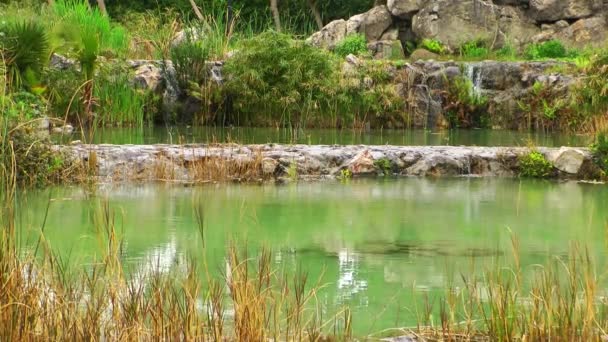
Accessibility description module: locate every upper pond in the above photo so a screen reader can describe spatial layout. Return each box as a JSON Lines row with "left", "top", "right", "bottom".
{"left": 16, "top": 178, "right": 608, "bottom": 335}
{"left": 64, "top": 127, "right": 592, "bottom": 147}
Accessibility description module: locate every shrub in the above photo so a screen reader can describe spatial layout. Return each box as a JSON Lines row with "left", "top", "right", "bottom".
{"left": 0, "top": 21, "right": 49, "bottom": 90}
{"left": 496, "top": 44, "right": 517, "bottom": 60}
{"left": 419, "top": 39, "right": 445, "bottom": 54}
{"left": 170, "top": 39, "right": 210, "bottom": 90}
{"left": 519, "top": 151, "right": 553, "bottom": 178}
{"left": 224, "top": 31, "right": 338, "bottom": 127}
{"left": 524, "top": 40, "right": 568, "bottom": 60}
{"left": 591, "top": 131, "right": 608, "bottom": 174}
{"left": 334, "top": 34, "right": 368, "bottom": 57}
{"left": 459, "top": 39, "right": 490, "bottom": 59}
{"left": 443, "top": 74, "right": 488, "bottom": 128}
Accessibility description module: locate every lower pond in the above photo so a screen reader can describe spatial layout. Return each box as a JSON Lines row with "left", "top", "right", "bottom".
{"left": 15, "top": 178, "right": 608, "bottom": 335}
{"left": 64, "top": 127, "right": 592, "bottom": 147}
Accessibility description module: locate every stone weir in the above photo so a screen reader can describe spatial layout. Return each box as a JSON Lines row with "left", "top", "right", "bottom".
{"left": 57, "top": 144, "right": 600, "bottom": 183}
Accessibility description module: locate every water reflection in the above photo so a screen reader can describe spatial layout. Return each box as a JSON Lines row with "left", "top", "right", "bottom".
{"left": 15, "top": 178, "right": 608, "bottom": 334}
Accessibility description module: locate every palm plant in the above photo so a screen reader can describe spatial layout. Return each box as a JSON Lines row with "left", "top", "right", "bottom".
{"left": 0, "top": 21, "right": 49, "bottom": 91}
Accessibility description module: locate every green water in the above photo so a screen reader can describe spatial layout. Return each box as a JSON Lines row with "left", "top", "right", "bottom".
{"left": 63, "top": 127, "right": 592, "bottom": 147}
{"left": 16, "top": 179, "right": 608, "bottom": 335}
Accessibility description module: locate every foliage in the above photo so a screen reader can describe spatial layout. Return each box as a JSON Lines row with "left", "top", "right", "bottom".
{"left": 171, "top": 38, "right": 211, "bottom": 90}
{"left": 524, "top": 40, "right": 569, "bottom": 60}
{"left": 224, "top": 31, "right": 338, "bottom": 127}
{"left": 419, "top": 39, "right": 445, "bottom": 55}
{"left": 373, "top": 158, "right": 391, "bottom": 175}
{"left": 52, "top": 0, "right": 128, "bottom": 56}
{"left": 591, "top": 131, "right": 608, "bottom": 174}
{"left": 443, "top": 74, "right": 488, "bottom": 128}
{"left": 2, "top": 128, "right": 68, "bottom": 187}
{"left": 459, "top": 39, "right": 489, "bottom": 59}
{"left": 0, "top": 21, "right": 49, "bottom": 90}
{"left": 334, "top": 34, "right": 367, "bottom": 57}
{"left": 519, "top": 150, "right": 553, "bottom": 178}
{"left": 94, "top": 70, "right": 156, "bottom": 127}
{"left": 496, "top": 44, "right": 517, "bottom": 60}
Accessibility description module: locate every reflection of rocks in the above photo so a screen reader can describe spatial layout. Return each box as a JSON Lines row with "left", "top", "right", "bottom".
{"left": 57, "top": 143, "right": 599, "bottom": 183}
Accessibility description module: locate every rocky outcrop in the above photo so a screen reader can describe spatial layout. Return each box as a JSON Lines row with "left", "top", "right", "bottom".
{"left": 57, "top": 144, "right": 600, "bottom": 183}
{"left": 309, "top": 0, "right": 608, "bottom": 54}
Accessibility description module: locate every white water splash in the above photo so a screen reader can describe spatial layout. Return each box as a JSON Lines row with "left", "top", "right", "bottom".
{"left": 464, "top": 63, "right": 483, "bottom": 97}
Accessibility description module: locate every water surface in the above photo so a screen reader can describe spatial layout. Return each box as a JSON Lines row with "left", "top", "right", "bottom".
{"left": 16, "top": 179, "right": 608, "bottom": 335}
{"left": 61, "top": 127, "right": 592, "bottom": 147}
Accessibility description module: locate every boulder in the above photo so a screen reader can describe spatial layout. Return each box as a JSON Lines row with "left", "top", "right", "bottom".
{"left": 50, "top": 53, "right": 77, "bottom": 70}
{"left": 412, "top": 0, "right": 539, "bottom": 50}
{"left": 532, "top": 16, "right": 607, "bottom": 48}
{"left": 528, "top": 0, "right": 603, "bottom": 22}
{"left": 409, "top": 48, "right": 440, "bottom": 61}
{"left": 307, "top": 19, "right": 347, "bottom": 49}
{"left": 171, "top": 27, "right": 205, "bottom": 47}
{"left": 548, "top": 147, "right": 586, "bottom": 174}
{"left": 347, "top": 150, "right": 376, "bottom": 175}
{"left": 358, "top": 5, "right": 394, "bottom": 41}
{"left": 132, "top": 64, "right": 163, "bottom": 92}
{"left": 368, "top": 40, "right": 405, "bottom": 59}
{"left": 387, "top": 0, "right": 423, "bottom": 18}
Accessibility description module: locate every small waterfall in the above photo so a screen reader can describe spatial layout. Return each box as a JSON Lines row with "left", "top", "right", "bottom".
{"left": 464, "top": 63, "right": 483, "bottom": 97}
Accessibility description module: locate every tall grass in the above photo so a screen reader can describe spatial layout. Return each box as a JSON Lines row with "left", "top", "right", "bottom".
{"left": 94, "top": 73, "right": 153, "bottom": 127}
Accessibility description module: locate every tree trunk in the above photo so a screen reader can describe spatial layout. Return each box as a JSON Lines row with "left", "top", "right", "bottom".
{"left": 306, "top": 0, "right": 323, "bottom": 30}
{"left": 270, "top": 0, "right": 282, "bottom": 32}
{"left": 189, "top": 0, "right": 205, "bottom": 21}
{"left": 96, "top": 0, "right": 107, "bottom": 15}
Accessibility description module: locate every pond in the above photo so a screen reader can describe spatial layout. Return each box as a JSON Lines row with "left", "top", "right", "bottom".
{"left": 61, "top": 126, "right": 592, "bottom": 147}
{"left": 15, "top": 178, "right": 608, "bottom": 335}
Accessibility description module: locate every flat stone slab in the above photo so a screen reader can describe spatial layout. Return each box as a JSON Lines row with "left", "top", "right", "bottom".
{"left": 56, "top": 144, "right": 598, "bottom": 183}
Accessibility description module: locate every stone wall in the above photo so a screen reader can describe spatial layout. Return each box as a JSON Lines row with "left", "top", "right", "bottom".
{"left": 308, "top": 0, "right": 608, "bottom": 56}
{"left": 58, "top": 143, "right": 600, "bottom": 183}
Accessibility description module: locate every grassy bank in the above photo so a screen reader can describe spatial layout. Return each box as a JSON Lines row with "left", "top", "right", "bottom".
{"left": 2, "top": 1, "right": 608, "bottom": 133}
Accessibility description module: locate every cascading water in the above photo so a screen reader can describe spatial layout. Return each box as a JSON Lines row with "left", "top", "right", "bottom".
{"left": 464, "top": 63, "right": 483, "bottom": 97}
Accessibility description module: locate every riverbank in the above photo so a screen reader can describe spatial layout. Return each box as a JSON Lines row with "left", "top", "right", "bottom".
{"left": 58, "top": 143, "right": 603, "bottom": 183}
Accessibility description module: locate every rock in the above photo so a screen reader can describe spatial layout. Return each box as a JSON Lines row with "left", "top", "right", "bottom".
{"left": 262, "top": 158, "right": 279, "bottom": 176}
{"left": 412, "top": 0, "right": 539, "bottom": 50}
{"left": 529, "top": 0, "right": 603, "bottom": 22}
{"left": 549, "top": 147, "right": 586, "bottom": 174}
{"left": 307, "top": 19, "right": 347, "bottom": 49}
{"left": 357, "top": 5, "right": 394, "bottom": 41}
{"left": 533, "top": 16, "right": 607, "bottom": 48}
{"left": 342, "top": 54, "right": 361, "bottom": 76}
{"left": 132, "top": 64, "right": 163, "bottom": 92}
{"left": 38, "top": 117, "right": 50, "bottom": 130}
{"left": 409, "top": 48, "right": 439, "bottom": 61}
{"left": 368, "top": 40, "right": 405, "bottom": 60}
{"left": 171, "top": 27, "right": 205, "bottom": 47}
{"left": 50, "top": 53, "right": 76, "bottom": 70}
{"left": 347, "top": 150, "right": 376, "bottom": 175}
{"left": 52, "top": 124, "right": 74, "bottom": 135}
{"left": 387, "top": 0, "right": 423, "bottom": 18}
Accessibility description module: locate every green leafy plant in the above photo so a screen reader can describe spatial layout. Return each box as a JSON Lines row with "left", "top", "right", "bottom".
{"left": 419, "top": 39, "right": 445, "bottom": 55}
{"left": 443, "top": 74, "right": 488, "bottom": 128}
{"left": 0, "top": 21, "right": 49, "bottom": 90}
{"left": 519, "top": 150, "right": 554, "bottom": 178}
{"left": 373, "top": 158, "right": 391, "bottom": 175}
{"left": 224, "top": 31, "right": 338, "bottom": 127}
{"left": 591, "top": 131, "right": 608, "bottom": 175}
{"left": 338, "top": 168, "right": 352, "bottom": 181}
{"left": 334, "top": 34, "right": 368, "bottom": 57}
{"left": 170, "top": 38, "right": 210, "bottom": 91}
{"left": 459, "top": 39, "right": 489, "bottom": 59}
{"left": 524, "top": 40, "right": 568, "bottom": 60}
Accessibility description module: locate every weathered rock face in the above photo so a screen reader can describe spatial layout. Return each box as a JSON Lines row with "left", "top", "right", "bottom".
{"left": 57, "top": 144, "right": 600, "bottom": 183}
{"left": 309, "top": 0, "right": 608, "bottom": 53}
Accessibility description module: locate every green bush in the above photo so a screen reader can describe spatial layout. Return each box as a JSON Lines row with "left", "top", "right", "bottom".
{"left": 591, "top": 131, "right": 608, "bottom": 174}
{"left": 524, "top": 40, "right": 568, "bottom": 60}
{"left": 419, "top": 39, "right": 445, "bottom": 54}
{"left": 224, "top": 31, "right": 338, "bottom": 127}
{"left": 519, "top": 151, "right": 554, "bottom": 178}
{"left": 0, "top": 21, "right": 49, "bottom": 90}
{"left": 459, "top": 40, "right": 489, "bottom": 59}
{"left": 170, "top": 39, "right": 210, "bottom": 90}
{"left": 334, "top": 34, "right": 368, "bottom": 57}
